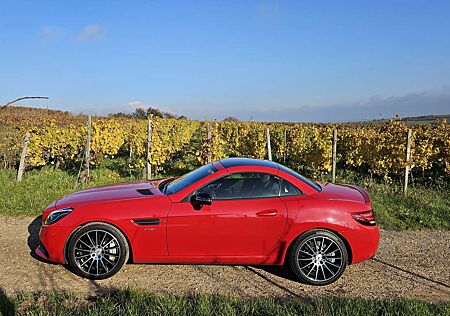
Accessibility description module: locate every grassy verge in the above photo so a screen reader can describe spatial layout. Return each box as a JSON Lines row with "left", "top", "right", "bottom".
{"left": 318, "top": 170, "right": 450, "bottom": 230}
{"left": 0, "top": 167, "right": 449, "bottom": 230}
{"left": 0, "top": 288, "right": 448, "bottom": 316}
{"left": 0, "top": 168, "right": 134, "bottom": 217}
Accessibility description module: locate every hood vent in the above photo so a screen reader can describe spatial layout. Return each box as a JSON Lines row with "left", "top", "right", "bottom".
{"left": 136, "top": 189, "right": 153, "bottom": 195}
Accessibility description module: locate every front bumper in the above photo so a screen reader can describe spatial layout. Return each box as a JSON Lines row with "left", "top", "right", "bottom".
{"left": 36, "top": 223, "right": 71, "bottom": 264}
{"left": 35, "top": 243, "right": 49, "bottom": 260}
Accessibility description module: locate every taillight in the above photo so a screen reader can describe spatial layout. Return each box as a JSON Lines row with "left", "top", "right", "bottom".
{"left": 352, "top": 210, "right": 376, "bottom": 226}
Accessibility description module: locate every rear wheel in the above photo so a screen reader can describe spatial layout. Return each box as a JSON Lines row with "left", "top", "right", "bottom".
{"left": 288, "top": 229, "right": 348, "bottom": 285}
{"left": 67, "top": 222, "right": 129, "bottom": 280}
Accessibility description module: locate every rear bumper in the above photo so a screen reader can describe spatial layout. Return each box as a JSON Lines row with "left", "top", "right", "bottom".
{"left": 343, "top": 224, "right": 380, "bottom": 264}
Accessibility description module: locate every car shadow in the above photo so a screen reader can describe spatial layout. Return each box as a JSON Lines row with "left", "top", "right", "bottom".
{"left": 244, "top": 265, "right": 304, "bottom": 297}
{"left": 250, "top": 265, "right": 298, "bottom": 282}
{"left": 0, "top": 287, "right": 15, "bottom": 316}
{"left": 371, "top": 257, "right": 450, "bottom": 289}
{"left": 27, "top": 217, "right": 302, "bottom": 289}
{"left": 33, "top": 215, "right": 446, "bottom": 296}
{"left": 27, "top": 215, "right": 57, "bottom": 265}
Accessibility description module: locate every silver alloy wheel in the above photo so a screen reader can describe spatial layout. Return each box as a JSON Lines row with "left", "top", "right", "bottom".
{"left": 73, "top": 229, "right": 121, "bottom": 276}
{"left": 297, "top": 235, "right": 343, "bottom": 282}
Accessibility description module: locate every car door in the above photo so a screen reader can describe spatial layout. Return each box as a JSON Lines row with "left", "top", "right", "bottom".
{"left": 167, "top": 172, "right": 288, "bottom": 257}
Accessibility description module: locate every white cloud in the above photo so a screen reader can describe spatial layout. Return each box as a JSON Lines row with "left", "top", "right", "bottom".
{"left": 256, "top": 2, "right": 279, "bottom": 18}
{"left": 99, "top": 101, "right": 182, "bottom": 117}
{"left": 120, "top": 101, "right": 178, "bottom": 114}
{"left": 83, "top": 101, "right": 145, "bottom": 116}
{"left": 248, "top": 91, "right": 450, "bottom": 122}
{"left": 39, "top": 26, "right": 65, "bottom": 41}
{"left": 76, "top": 24, "right": 106, "bottom": 42}
{"left": 123, "top": 101, "right": 146, "bottom": 110}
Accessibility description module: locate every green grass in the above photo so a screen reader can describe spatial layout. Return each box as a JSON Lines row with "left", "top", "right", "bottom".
{"left": 0, "top": 167, "right": 135, "bottom": 217}
{"left": 318, "top": 170, "right": 450, "bottom": 230}
{"left": 0, "top": 167, "right": 449, "bottom": 230}
{"left": 0, "top": 288, "right": 448, "bottom": 316}
{"left": 369, "top": 184, "right": 450, "bottom": 230}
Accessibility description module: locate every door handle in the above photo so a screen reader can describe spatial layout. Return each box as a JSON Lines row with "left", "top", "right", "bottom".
{"left": 256, "top": 209, "right": 278, "bottom": 217}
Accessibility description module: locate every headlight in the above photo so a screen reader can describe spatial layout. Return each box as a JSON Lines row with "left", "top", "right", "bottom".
{"left": 44, "top": 208, "right": 73, "bottom": 225}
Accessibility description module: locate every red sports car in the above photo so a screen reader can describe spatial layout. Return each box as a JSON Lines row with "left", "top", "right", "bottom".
{"left": 37, "top": 158, "right": 379, "bottom": 285}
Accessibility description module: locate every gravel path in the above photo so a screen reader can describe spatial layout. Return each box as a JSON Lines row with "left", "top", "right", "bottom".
{"left": 0, "top": 215, "right": 449, "bottom": 302}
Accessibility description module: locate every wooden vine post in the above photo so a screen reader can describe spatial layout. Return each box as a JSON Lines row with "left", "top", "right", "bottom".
{"left": 283, "top": 129, "right": 287, "bottom": 163}
{"left": 17, "top": 132, "right": 30, "bottom": 182}
{"left": 81, "top": 115, "right": 92, "bottom": 183}
{"left": 403, "top": 128, "right": 412, "bottom": 195}
{"left": 206, "top": 122, "right": 212, "bottom": 163}
{"left": 266, "top": 127, "right": 272, "bottom": 161}
{"left": 146, "top": 115, "right": 152, "bottom": 179}
{"left": 332, "top": 128, "right": 337, "bottom": 183}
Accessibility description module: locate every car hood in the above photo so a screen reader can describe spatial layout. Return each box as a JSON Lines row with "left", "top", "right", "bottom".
{"left": 316, "top": 182, "right": 369, "bottom": 204}
{"left": 55, "top": 178, "right": 170, "bottom": 208}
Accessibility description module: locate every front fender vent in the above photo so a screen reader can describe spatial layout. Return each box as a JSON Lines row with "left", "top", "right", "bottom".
{"left": 133, "top": 218, "right": 160, "bottom": 226}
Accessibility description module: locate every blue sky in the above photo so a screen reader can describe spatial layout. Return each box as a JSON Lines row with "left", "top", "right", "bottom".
{"left": 1, "top": 0, "right": 450, "bottom": 121}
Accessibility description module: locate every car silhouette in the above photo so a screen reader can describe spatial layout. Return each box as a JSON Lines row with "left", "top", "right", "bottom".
{"left": 36, "top": 157, "right": 379, "bottom": 285}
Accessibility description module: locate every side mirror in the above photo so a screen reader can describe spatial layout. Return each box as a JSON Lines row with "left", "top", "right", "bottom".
{"left": 190, "top": 192, "right": 212, "bottom": 210}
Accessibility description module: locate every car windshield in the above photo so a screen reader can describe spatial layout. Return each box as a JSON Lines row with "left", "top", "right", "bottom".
{"left": 277, "top": 164, "right": 322, "bottom": 192}
{"left": 164, "top": 164, "right": 217, "bottom": 195}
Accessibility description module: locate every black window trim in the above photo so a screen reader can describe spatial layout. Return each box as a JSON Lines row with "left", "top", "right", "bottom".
{"left": 277, "top": 164, "right": 322, "bottom": 192}
{"left": 280, "top": 178, "right": 304, "bottom": 197}
{"left": 182, "top": 171, "right": 303, "bottom": 202}
{"left": 165, "top": 163, "right": 218, "bottom": 195}
{"left": 210, "top": 172, "right": 281, "bottom": 201}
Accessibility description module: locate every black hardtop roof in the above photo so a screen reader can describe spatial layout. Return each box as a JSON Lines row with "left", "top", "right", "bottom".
{"left": 219, "top": 157, "right": 279, "bottom": 169}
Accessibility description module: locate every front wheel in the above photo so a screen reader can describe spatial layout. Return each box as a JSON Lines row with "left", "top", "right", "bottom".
{"left": 67, "top": 222, "right": 129, "bottom": 280}
{"left": 288, "top": 229, "right": 348, "bottom": 285}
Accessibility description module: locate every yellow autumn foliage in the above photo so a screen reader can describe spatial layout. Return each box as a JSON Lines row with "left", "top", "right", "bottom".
{"left": 0, "top": 112, "right": 448, "bottom": 179}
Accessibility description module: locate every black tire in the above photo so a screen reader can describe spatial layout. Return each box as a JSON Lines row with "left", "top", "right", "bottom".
{"left": 287, "top": 229, "right": 348, "bottom": 286}
{"left": 67, "top": 222, "right": 129, "bottom": 280}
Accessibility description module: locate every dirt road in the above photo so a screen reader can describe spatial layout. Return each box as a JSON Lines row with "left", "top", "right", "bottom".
{"left": 0, "top": 215, "right": 449, "bottom": 302}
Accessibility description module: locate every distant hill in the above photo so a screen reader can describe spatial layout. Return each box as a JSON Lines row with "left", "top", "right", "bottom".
{"left": 355, "top": 114, "right": 450, "bottom": 125}
{"left": 0, "top": 105, "right": 86, "bottom": 127}
{"left": 0, "top": 105, "right": 78, "bottom": 118}
{"left": 1, "top": 105, "right": 449, "bottom": 125}
{"left": 401, "top": 114, "right": 450, "bottom": 124}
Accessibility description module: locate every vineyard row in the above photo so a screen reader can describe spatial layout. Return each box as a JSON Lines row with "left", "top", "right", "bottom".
{"left": 1, "top": 116, "right": 449, "bottom": 180}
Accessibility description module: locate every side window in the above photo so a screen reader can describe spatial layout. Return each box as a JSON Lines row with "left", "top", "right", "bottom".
{"left": 280, "top": 179, "right": 302, "bottom": 196}
{"left": 199, "top": 172, "right": 280, "bottom": 200}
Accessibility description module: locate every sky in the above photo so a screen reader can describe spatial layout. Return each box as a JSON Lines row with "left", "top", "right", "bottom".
{"left": 1, "top": 0, "right": 450, "bottom": 122}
